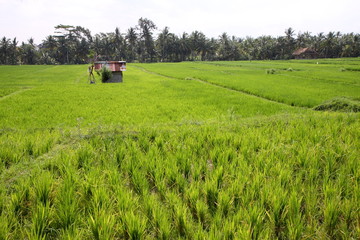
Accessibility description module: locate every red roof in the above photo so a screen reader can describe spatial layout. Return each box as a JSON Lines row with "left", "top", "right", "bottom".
{"left": 94, "top": 61, "right": 126, "bottom": 72}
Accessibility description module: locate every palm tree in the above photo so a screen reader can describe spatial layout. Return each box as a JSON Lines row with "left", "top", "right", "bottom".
{"left": 157, "top": 27, "right": 171, "bottom": 62}
{"left": 284, "top": 27, "right": 296, "bottom": 59}
{"left": 137, "top": 18, "right": 157, "bottom": 62}
{"left": 41, "top": 36, "right": 58, "bottom": 62}
{"left": 324, "top": 32, "right": 335, "bottom": 57}
{"left": 189, "top": 31, "right": 207, "bottom": 60}
{"left": 0, "top": 37, "right": 10, "bottom": 64}
{"left": 20, "top": 38, "right": 37, "bottom": 64}
{"left": 314, "top": 32, "right": 325, "bottom": 57}
{"left": 114, "top": 27, "right": 126, "bottom": 60}
{"left": 178, "top": 33, "right": 191, "bottom": 61}
{"left": 126, "top": 27, "right": 137, "bottom": 62}
{"left": 218, "top": 32, "right": 231, "bottom": 60}
{"left": 9, "top": 38, "right": 19, "bottom": 65}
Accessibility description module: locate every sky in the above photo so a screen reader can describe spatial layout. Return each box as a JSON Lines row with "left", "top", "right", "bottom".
{"left": 1, "top": 0, "right": 359, "bottom": 44}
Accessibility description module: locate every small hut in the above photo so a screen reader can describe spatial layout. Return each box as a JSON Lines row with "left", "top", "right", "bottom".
{"left": 292, "top": 48, "right": 318, "bottom": 59}
{"left": 94, "top": 61, "right": 126, "bottom": 82}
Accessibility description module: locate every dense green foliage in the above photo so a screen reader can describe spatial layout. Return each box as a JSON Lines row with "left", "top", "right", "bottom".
{"left": 0, "top": 59, "right": 359, "bottom": 239}
{"left": 98, "top": 67, "right": 113, "bottom": 83}
{"left": 1, "top": 20, "right": 360, "bottom": 64}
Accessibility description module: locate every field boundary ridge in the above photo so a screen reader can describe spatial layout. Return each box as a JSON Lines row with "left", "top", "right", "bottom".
{"left": 0, "top": 87, "right": 33, "bottom": 101}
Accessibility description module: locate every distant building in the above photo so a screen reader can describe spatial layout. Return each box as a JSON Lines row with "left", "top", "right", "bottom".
{"left": 94, "top": 61, "right": 126, "bottom": 82}
{"left": 292, "top": 48, "right": 318, "bottom": 59}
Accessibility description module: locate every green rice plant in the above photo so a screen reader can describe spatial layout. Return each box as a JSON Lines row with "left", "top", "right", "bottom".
{"left": 323, "top": 198, "right": 341, "bottom": 238}
{"left": 223, "top": 219, "right": 237, "bottom": 240}
{"left": 0, "top": 188, "right": 4, "bottom": 216}
{"left": 123, "top": 211, "right": 147, "bottom": 240}
{"left": 166, "top": 164, "right": 179, "bottom": 190}
{"left": 175, "top": 174, "right": 187, "bottom": 195}
{"left": 116, "top": 187, "right": 136, "bottom": 214}
{"left": 287, "top": 191, "right": 303, "bottom": 218}
{"left": 175, "top": 152, "right": 192, "bottom": 180}
{"left": 213, "top": 166, "right": 225, "bottom": 189}
{"left": 207, "top": 217, "right": 225, "bottom": 240}
{"left": 191, "top": 162, "right": 206, "bottom": 182}
{"left": 0, "top": 152, "right": 9, "bottom": 172}
{"left": 193, "top": 229, "right": 207, "bottom": 239}
{"left": 138, "top": 133, "right": 151, "bottom": 154}
{"left": 204, "top": 181, "right": 219, "bottom": 215}
{"left": 302, "top": 184, "right": 320, "bottom": 230}
{"left": 165, "top": 191, "right": 182, "bottom": 214}
{"left": 144, "top": 162, "right": 157, "bottom": 191}
{"left": 55, "top": 176, "right": 79, "bottom": 231}
{"left": 228, "top": 179, "right": 245, "bottom": 210}
{"left": 184, "top": 184, "right": 200, "bottom": 217}
{"left": 218, "top": 192, "right": 233, "bottom": 218}
{"left": 115, "top": 147, "right": 126, "bottom": 170}
{"left": 90, "top": 185, "right": 114, "bottom": 213}
{"left": 130, "top": 168, "right": 149, "bottom": 196}
{"left": 247, "top": 205, "right": 265, "bottom": 240}
{"left": 154, "top": 175, "right": 167, "bottom": 201}
{"left": 143, "top": 194, "right": 171, "bottom": 239}
{"left": 27, "top": 203, "right": 53, "bottom": 240}
{"left": 340, "top": 199, "right": 358, "bottom": 234}
{"left": 195, "top": 199, "right": 209, "bottom": 229}
{"left": 25, "top": 140, "right": 35, "bottom": 156}
{"left": 76, "top": 146, "right": 93, "bottom": 170}
{"left": 58, "top": 227, "right": 84, "bottom": 240}
{"left": 155, "top": 219, "right": 172, "bottom": 240}
{"left": 10, "top": 178, "right": 31, "bottom": 220}
{"left": 0, "top": 213, "right": 11, "bottom": 240}
{"left": 267, "top": 193, "right": 288, "bottom": 239}
{"left": 33, "top": 171, "right": 53, "bottom": 206}
{"left": 142, "top": 193, "right": 157, "bottom": 221}
{"left": 286, "top": 215, "right": 304, "bottom": 240}
{"left": 152, "top": 210, "right": 172, "bottom": 240}
{"left": 88, "top": 209, "right": 116, "bottom": 240}
{"left": 246, "top": 173, "right": 263, "bottom": 205}
{"left": 173, "top": 204, "right": 190, "bottom": 238}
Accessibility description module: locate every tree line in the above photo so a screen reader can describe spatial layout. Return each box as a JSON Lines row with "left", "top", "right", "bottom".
{"left": 1, "top": 18, "right": 359, "bottom": 65}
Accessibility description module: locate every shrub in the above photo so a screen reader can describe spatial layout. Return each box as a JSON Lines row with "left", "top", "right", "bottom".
{"left": 100, "top": 67, "right": 113, "bottom": 83}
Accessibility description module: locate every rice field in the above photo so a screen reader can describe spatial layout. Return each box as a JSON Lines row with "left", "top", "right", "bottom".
{"left": 0, "top": 59, "right": 359, "bottom": 239}
{"left": 134, "top": 59, "right": 360, "bottom": 108}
